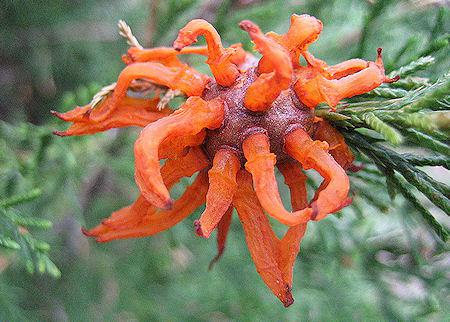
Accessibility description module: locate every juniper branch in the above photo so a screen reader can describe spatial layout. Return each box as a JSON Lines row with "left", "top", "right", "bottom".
{"left": 362, "top": 112, "right": 403, "bottom": 145}
{"left": 344, "top": 131, "right": 450, "bottom": 216}
{"left": 366, "top": 87, "right": 409, "bottom": 99}
{"left": 388, "top": 56, "right": 435, "bottom": 79}
{"left": 407, "top": 73, "right": 450, "bottom": 113}
{"left": 389, "top": 174, "right": 448, "bottom": 242}
{"left": 390, "top": 77, "right": 430, "bottom": 90}
{"left": 0, "top": 188, "right": 42, "bottom": 208}
{"left": 401, "top": 128, "right": 449, "bottom": 156}
{"left": 401, "top": 154, "right": 450, "bottom": 169}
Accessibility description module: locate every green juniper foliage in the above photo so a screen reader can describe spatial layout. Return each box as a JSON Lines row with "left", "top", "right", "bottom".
{"left": 315, "top": 67, "right": 450, "bottom": 241}
{"left": 0, "top": 125, "right": 60, "bottom": 278}
{"left": 0, "top": 0, "right": 449, "bottom": 321}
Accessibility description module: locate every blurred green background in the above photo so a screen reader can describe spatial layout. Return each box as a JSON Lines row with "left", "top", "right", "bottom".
{"left": 0, "top": 0, "right": 449, "bottom": 321}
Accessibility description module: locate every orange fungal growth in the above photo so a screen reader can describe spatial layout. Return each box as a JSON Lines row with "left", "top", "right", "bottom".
{"left": 53, "top": 14, "right": 397, "bottom": 306}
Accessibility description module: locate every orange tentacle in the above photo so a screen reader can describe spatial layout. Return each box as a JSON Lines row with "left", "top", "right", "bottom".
{"left": 122, "top": 46, "right": 208, "bottom": 66}
{"left": 95, "top": 62, "right": 210, "bottom": 122}
{"left": 113, "top": 62, "right": 209, "bottom": 100}
{"left": 208, "top": 206, "right": 233, "bottom": 270}
{"left": 302, "top": 51, "right": 368, "bottom": 80}
{"left": 295, "top": 48, "right": 399, "bottom": 109}
{"left": 285, "top": 128, "right": 350, "bottom": 221}
{"left": 277, "top": 161, "right": 309, "bottom": 287}
{"left": 52, "top": 95, "right": 162, "bottom": 123}
{"left": 195, "top": 149, "right": 240, "bottom": 238}
{"left": 93, "top": 170, "right": 209, "bottom": 242}
{"left": 265, "top": 14, "right": 323, "bottom": 68}
{"left": 242, "top": 132, "right": 312, "bottom": 226}
{"left": 325, "top": 59, "right": 369, "bottom": 79}
{"left": 134, "top": 97, "right": 224, "bottom": 209}
{"left": 52, "top": 96, "right": 170, "bottom": 136}
{"left": 239, "top": 20, "right": 293, "bottom": 112}
{"left": 84, "top": 146, "right": 209, "bottom": 234}
{"left": 233, "top": 170, "right": 294, "bottom": 307}
{"left": 313, "top": 118, "right": 354, "bottom": 170}
{"left": 173, "top": 19, "right": 239, "bottom": 87}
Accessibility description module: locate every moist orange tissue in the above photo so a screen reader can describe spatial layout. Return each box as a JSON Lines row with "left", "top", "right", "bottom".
{"left": 53, "top": 14, "right": 398, "bottom": 307}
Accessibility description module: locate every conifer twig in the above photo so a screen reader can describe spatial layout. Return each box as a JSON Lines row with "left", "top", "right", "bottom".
{"left": 389, "top": 174, "right": 449, "bottom": 242}
{"left": 388, "top": 56, "right": 434, "bottom": 78}
{"left": 0, "top": 188, "right": 42, "bottom": 208}
{"left": 118, "top": 20, "right": 143, "bottom": 49}
{"left": 344, "top": 131, "right": 450, "bottom": 216}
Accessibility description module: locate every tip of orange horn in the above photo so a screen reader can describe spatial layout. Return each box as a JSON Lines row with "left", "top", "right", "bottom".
{"left": 239, "top": 20, "right": 259, "bottom": 34}
{"left": 81, "top": 227, "right": 94, "bottom": 237}
{"left": 173, "top": 38, "right": 187, "bottom": 51}
{"left": 50, "top": 110, "right": 63, "bottom": 119}
{"left": 193, "top": 220, "right": 207, "bottom": 238}
{"left": 283, "top": 289, "right": 295, "bottom": 308}
{"left": 52, "top": 130, "right": 68, "bottom": 137}
{"left": 385, "top": 75, "right": 400, "bottom": 83}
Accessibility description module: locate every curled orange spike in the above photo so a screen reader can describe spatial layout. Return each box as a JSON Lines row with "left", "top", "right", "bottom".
{"left": 265, "top": 14, "right": 323, "bottom": 68}
{"left": 195, "top": 149, "right": 240, "bottom": 238}
{"left": 208, "top": 206, "right": 233, "bottom": 270}
{"left": 295, "top": 48, "right": 399, "bottom": 109}
{"left": 301, "top": 51, "right": 369, "bottom": 80}
{"left": 113, "top": 62, "right": 209, "bottom": 100}
{"left": 313, "top": 118, "right": 355, "bottom": 170}
{"left": 52, "top": 96, "right": 170, "bottom": 136}
{"left": 84, "top": 146, "right": 209, "bottom": 232}
{"left": 94, "top": 62, "right": 210, "bottom": 122}
{"left": 239, "top": 20, "right": 293, "bottom": 112}
{"left": 91, "top": 170, "right": 209, "bottom": 242}
{"left": 285, "top": 127, "right": 350, "bottom": 220}
{"left": 52, "top": 95, "right": 161, "bottom": 123}
{"left": 233, "top": 170, "right": 294, "bottom": 307}
{"left": 277, "top": 161, "right": 309, "bottom": 287}
{"left": 173, "top": 19, "right": 239, "bottom": 87}
{"left": 134, "top": 97, "right": 224, "bottom": 209}
{"left": 122, "top": 46, "right": 208, "bottom": 66}
{"left": 242, "top": 132, "right": 312, "bottom": 226}
{"left": 324, "top": 58, "right": 369, "bottom": 79}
